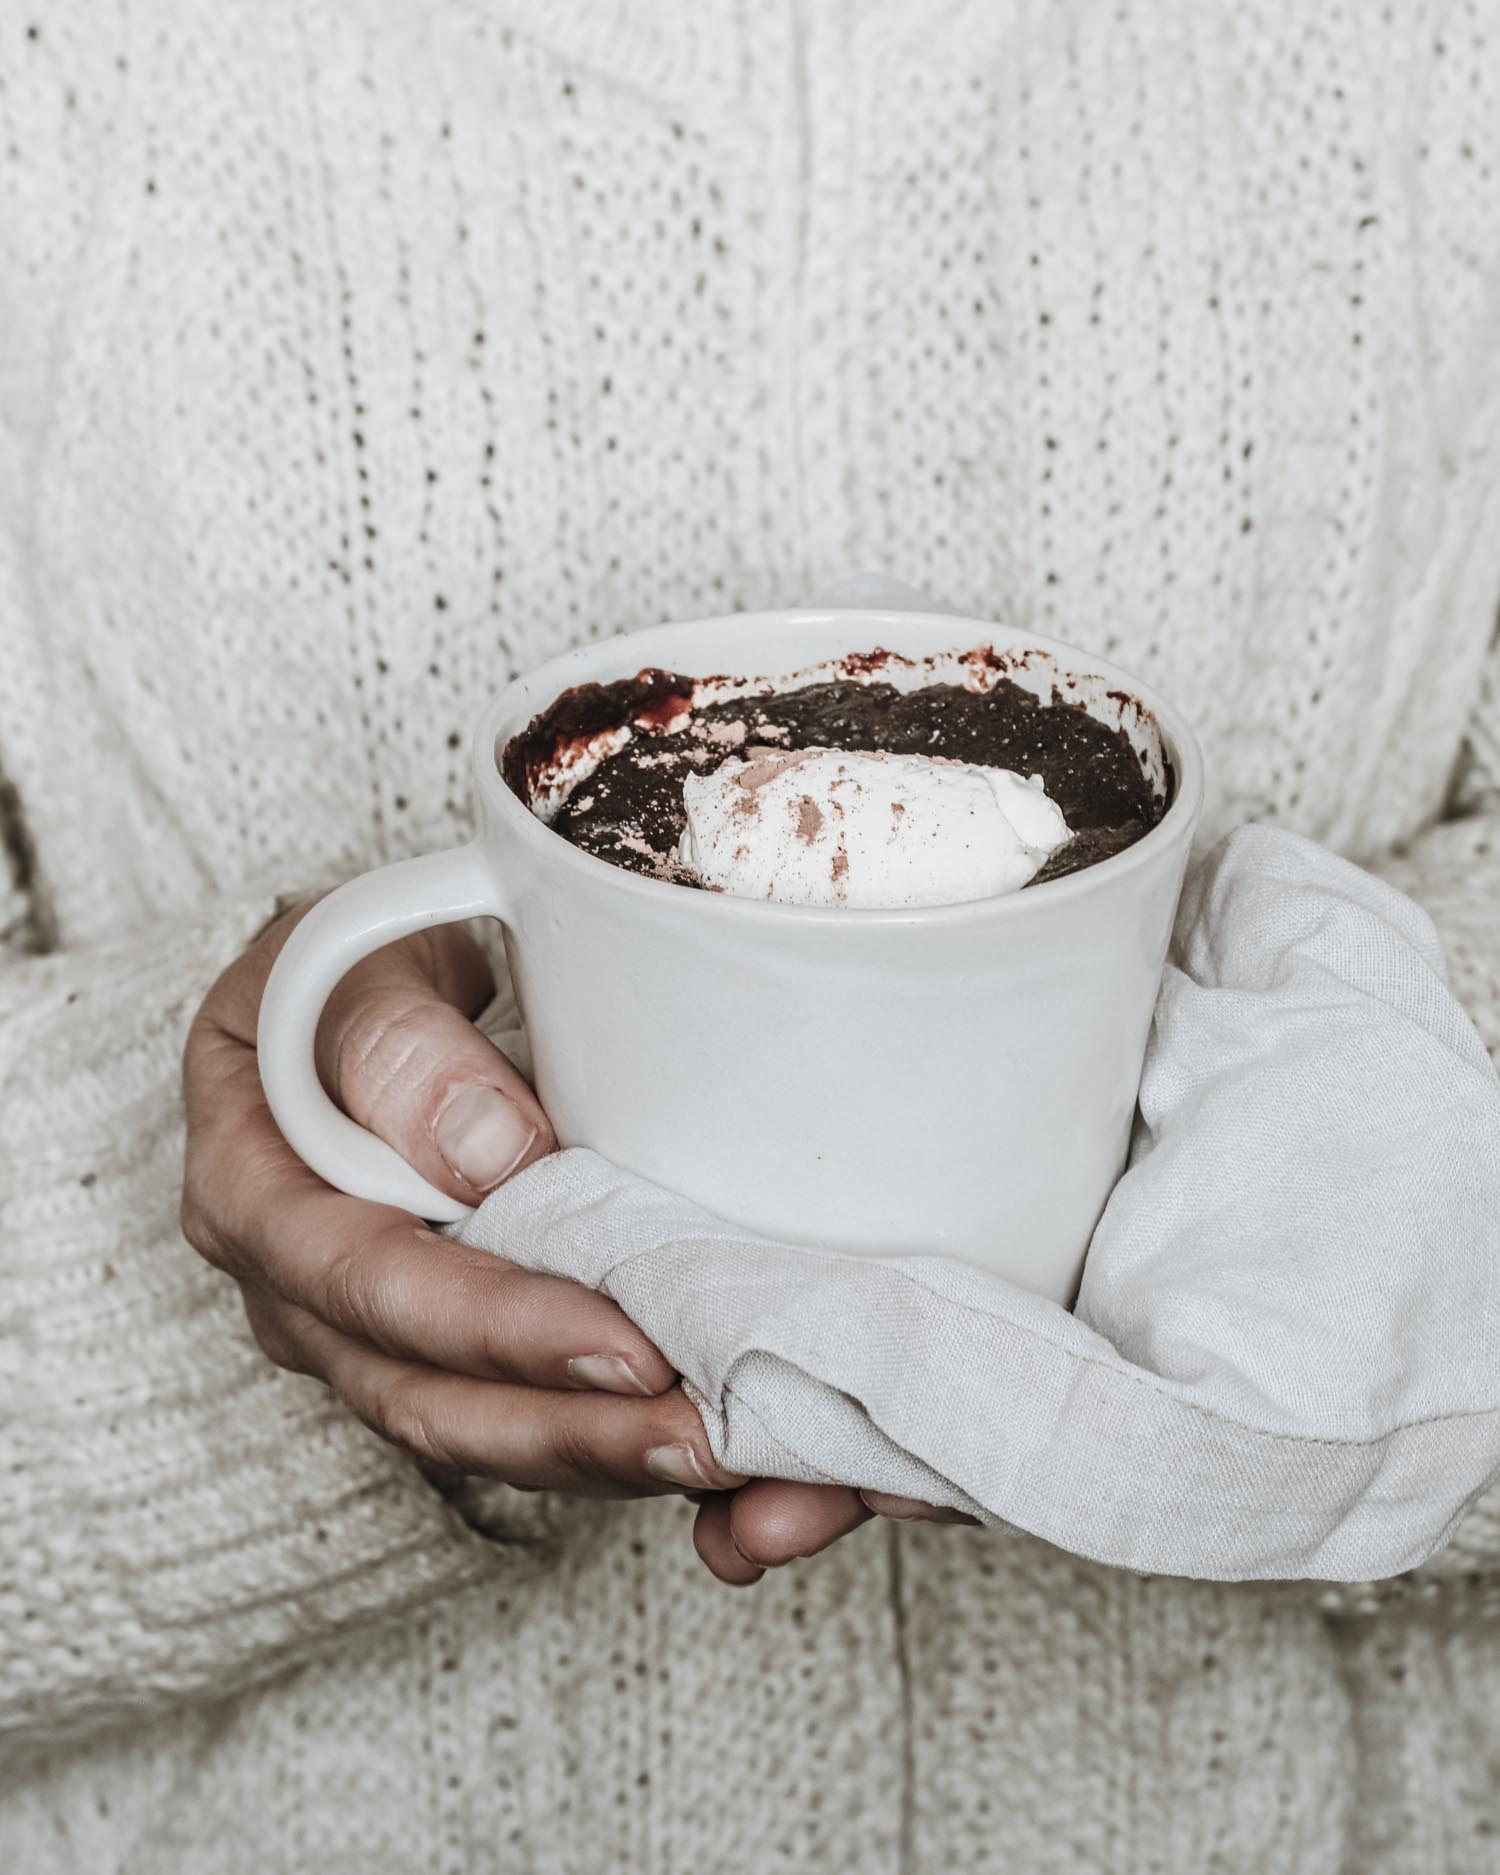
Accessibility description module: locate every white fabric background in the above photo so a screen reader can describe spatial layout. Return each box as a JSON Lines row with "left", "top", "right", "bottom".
{"left": 464, "top": 827, "right": 1500, "bottom": 1581}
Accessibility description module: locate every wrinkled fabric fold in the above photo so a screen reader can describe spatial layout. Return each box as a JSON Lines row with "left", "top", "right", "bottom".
{"left": 462, "top": 827, "right": 1500, "bottom": 1581}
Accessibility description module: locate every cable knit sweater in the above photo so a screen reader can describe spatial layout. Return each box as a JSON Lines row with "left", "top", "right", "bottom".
{"left": 3, "top": 2, "right": 1500, "bottom": 1869}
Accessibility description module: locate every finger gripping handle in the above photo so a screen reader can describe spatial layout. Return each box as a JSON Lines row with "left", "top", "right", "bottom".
{"left": 257, "top": 841, "right": 501, "bottom": 1222}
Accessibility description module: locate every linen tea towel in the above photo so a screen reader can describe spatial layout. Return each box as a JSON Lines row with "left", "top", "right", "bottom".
{"left": 462, "top": 827, "right": 1500, "bottom": 1581}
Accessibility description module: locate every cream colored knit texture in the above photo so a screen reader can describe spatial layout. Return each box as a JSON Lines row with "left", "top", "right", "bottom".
{"left": 3, "top": 1, "right": 1500, "bottom": 1869}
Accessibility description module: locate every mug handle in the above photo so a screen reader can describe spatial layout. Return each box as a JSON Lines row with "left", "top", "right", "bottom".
{"left": 257, "top": 841, "right": 502, "bottom": 1223}
{"left": 258, "top": 573, "right": 940, "bottom": 1222}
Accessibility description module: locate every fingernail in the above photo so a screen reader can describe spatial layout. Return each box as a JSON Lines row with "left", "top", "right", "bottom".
{"left": 567, "top": 1354, "right": 654, "bottom": 1396}
{"left": 644, "top": 1445, "right": 745, "bottom": 1491}
{"left": 435, "top": 1086, "right": 538, "bottom": 1194}
{"left": 859, "top": 1490, "right": 981, "bottom": 1525}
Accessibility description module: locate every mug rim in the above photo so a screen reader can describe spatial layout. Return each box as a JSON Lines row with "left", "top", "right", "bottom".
{"left": 470, "top": 606, "right": 1206, "bottom": 927}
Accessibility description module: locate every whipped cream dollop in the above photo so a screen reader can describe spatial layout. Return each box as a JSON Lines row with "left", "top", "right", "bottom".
{"left": 676, "top": 745, "right": 1072, "bottom": 908}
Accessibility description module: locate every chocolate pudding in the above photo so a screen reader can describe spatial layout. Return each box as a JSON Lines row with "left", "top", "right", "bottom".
{"left": 505, "top": 647, "right": 1169, "bottom": 905}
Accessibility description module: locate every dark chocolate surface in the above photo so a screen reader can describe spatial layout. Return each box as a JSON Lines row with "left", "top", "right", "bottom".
{"left": 505, "top": 668, "right": 1166, "bottom": 889}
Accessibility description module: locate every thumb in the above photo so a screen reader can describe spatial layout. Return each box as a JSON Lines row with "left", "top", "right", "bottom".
{"left": 313, "top": 925, "right": 556, "bottom": 1208}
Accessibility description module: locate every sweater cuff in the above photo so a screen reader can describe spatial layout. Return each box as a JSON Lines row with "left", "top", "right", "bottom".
{"left": 0, "top": 890, "right": 546, "bottom": 1746}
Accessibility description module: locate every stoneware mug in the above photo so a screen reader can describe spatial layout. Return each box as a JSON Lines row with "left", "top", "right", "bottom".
{"left": 258, "top": 580, "right": 1204, "bottom": 1305}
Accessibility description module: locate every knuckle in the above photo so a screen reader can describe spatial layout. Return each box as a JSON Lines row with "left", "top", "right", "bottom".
{"left": 468, "top": 1314, "right": 514, "bottom": 1381}
{"left": 180, "top": 1002, "right": 233, "bottom": 1108}
{"left": 185, "top": 942, "right": 261, "bottom": 1058}
{"left": 368, "top": 1375, "right": 451, "bottom": 1469}
{"left": 188, "top": 962, "right": 236, "bottom": 1039}
{"left": 241, "top": 1296, "right": 300, "bottom": 1373}
{"left": 463, "top": 1264, "right": 527, "bottom": 1370}
{"left": 321, "top": 1243, "right": 375, "bottom": 1338}
{"left": 179, "top": 1006, "right": 209, "bottom": 1084}
{"left": 549, "top": 1408, "right": 616, "bottom": 1488}
{"left": 321, "top": 1225, "right": 423, "bottom": 1347}
{"left": 331, "top": 993, "right": 431, "bottom": 1130}
{"left": 179, "top": 1186, "right": 234, "bottom": 1271}
{"left": 177, "top": 1185, "right": 209, "bottom": 1250}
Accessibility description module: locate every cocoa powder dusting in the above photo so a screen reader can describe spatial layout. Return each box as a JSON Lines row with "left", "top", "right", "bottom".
{"left": 796, "top": 795, "right": 823, "bottom": 843}
{"left": 736, "top": 746, "right": 816, "bottom": 791}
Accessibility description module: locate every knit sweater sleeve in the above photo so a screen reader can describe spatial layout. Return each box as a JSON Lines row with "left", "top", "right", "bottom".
{"left": 0, "top": 882, "right": 552, "bottom": 1749}
{"left": 1313, "top": 646, "right": 1500, "bottom": 1611}
{"left": 1301, "top": 810, "right": 1500, "bottom": 1611}
{"left": 1375, "top": 618, "right": 1500, "bottom": 1067}
{"left": 1375, "top": 814, "right": 1500, "bottom": 1067}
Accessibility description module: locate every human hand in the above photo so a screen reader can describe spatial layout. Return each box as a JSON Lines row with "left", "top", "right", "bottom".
{"left": 180, "top": 903, "right": 745, "bottom": 1499}
{"left": 689, "top": 1481, "right": 980, "bottom": 1586}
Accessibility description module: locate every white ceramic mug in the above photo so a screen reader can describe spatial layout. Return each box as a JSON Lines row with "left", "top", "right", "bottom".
{"left": 259, "top": 587, "right": 1203, "bottom": 1305}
